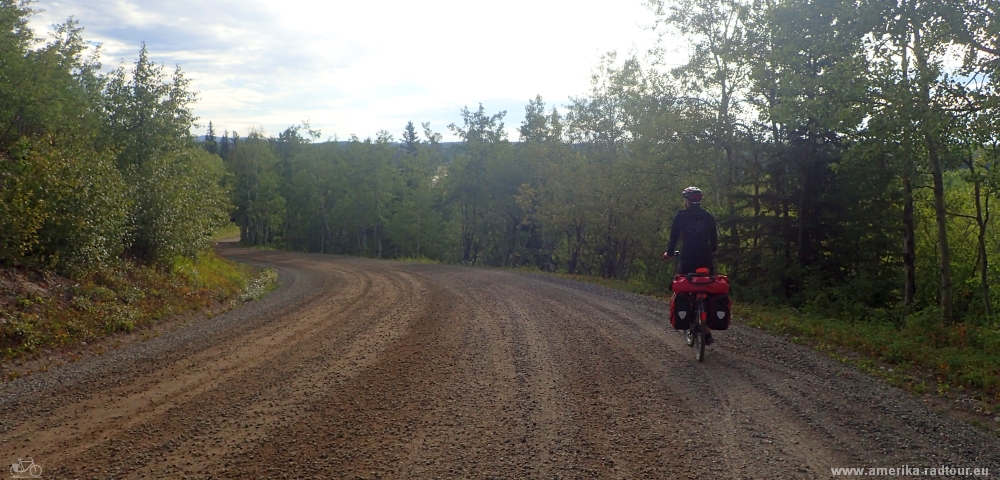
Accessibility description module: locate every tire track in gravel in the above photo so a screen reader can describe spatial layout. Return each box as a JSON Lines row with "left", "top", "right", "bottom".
{"left": 118, "top": 266, "right": 426, "bottom": 479}
{"left": 1, "top": 260, "right": 368, "bottom": 462}
{"left": 2, "top": 250, "right": 999, "bottom": 479}
{"left": 546, "top": 290, "right": 846, "bottom": 478}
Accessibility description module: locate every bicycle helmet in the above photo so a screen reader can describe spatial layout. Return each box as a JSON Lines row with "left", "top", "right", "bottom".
{"left": 682, "top": 186, "right": 703, "bottom": 202}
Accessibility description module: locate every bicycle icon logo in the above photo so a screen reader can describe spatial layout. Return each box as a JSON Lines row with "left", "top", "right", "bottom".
{"left": 9, "top": 458, "right": 42, "bottom": 478}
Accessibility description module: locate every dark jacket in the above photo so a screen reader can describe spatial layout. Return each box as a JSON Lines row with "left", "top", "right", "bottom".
{"left": 666, "top": 204, "right": 718, "bottom": 261}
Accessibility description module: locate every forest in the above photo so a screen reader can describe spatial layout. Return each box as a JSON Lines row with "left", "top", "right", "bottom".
{"left": 219, "top": 0, "right": 1000, "bottom": 326}
{"left": 2, "top": 0, "right": 1000, "bottom": 332}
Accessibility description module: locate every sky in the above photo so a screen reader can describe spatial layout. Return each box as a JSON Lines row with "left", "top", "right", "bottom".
{"left": 28, "top": 0, "right": 667, "bottom": 142}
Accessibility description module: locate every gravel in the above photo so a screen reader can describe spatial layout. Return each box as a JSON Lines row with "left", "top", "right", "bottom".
{"left": 1, "top": 247, "right": 997, "bottom": 479}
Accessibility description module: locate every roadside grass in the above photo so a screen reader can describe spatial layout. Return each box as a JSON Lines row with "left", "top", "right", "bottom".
{"left": 736, "top": 304, "right": 1000, "bottom": 409}
{"left": 514, "top": 268, "right": 665, "bottom": 298}
{"left": 0, "top": 251, "right": 277, "bottom": 371}
{"left": 397, "top": 256, "right": 440, "bottom": 264}
{"left": 210, "top": 222, "right": 241, "bottom": 241}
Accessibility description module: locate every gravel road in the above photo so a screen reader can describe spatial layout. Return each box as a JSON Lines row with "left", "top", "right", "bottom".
{"left": 1, "top": 245, "right": 998, "bottom": 479}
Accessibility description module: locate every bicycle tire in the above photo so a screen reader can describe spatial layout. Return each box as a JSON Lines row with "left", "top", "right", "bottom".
{"left": 694, "top": 325, "right": 705, "bottom": 362}
{"left": 693, "top": 298, "right": 706, "bottom": 362}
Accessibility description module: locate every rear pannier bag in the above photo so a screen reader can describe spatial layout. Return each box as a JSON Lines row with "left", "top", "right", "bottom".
{"left": 672, "top": 274, "right": 730, "bottom": 295}
{"left": 670, "top": 293, "right": 693, "bottom": 330}
{"left": 707, "top": 294, "right": 732, "bottom": 330}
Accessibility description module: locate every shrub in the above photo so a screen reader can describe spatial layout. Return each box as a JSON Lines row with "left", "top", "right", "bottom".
{"left": 0, "top": 136, "right": 130, "bottom": 277}
{"left": 130, "top": 148, "right": 231, "bottom": 262}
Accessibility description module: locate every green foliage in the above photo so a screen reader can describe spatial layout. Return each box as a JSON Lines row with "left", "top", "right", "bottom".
{"left": 0, "top": 136, "right": 129, "bottom": 276}
{"left": 227, "top": 131, "right": 286, "bottom": 246}
{"left": 0, "top": 7, "right": 104, "bottom": 149}
{"left": 102, "top": 42, "right": 195, "bottom": 169}
{"left": 131, "top": 148, "right": 230, "bottom": 260}
{"left": 0, "top": 5, "right": 234, "bottom": 276}
{"left": 741, "top": 303, "right": 1000, "bottom": 400}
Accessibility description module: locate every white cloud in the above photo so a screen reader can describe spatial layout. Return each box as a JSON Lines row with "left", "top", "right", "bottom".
{"left": 29, "top": 0, "right": 663, "bottom": 141}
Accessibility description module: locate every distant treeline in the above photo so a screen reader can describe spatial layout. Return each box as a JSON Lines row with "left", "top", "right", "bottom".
{"left": 5, "top": 0, "right": 1000, "bottom": 325}
{"left": 219, "top": 0, "right": 1000, "bottom": 324}
{"left": 0, "top": 1, "right": 228, "bottom": 276}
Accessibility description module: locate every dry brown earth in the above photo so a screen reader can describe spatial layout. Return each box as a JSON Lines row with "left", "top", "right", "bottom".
{"left": 2, "top": 245, "right": 998, "bottom": 479}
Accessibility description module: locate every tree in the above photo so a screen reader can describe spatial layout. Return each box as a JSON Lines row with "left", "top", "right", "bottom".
{"left": 204, "top": 121, "right": 218, "bottom": 155}
{"left": 229, "top": 131, "right": 285, "bottom": 246}
{"left": 220, "top": 129, "right": 230, "bottom": 158}
{"left": 0, "top": 11, "right": 103, "bottom": 149}
{"left": 448, "top": 104, "right": 510, "bottom": 264}
{"left": 422, "top": 122, "right": 442, "bottom": 145}
{"left": 401, "top": 120, "right": 420, "bottom": 154}
{"left": 649, "top": 0, "right": 755, "bottom": 277}
{"left": 132, "top": 148, "right": 230, "bottom": 259}
{"left": 102, "top": 43, "right": 196, "bottom": 169}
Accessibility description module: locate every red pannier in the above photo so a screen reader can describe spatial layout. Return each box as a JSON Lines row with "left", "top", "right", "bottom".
{"left": 669, "top": 269, "right": 732, "bottom": 330}
{"left": 672, "top": 271, "right": 730, "bottom": 295}
{"left": 669, "top": 293, "right": 693, "bottom": 330}
{"left": 708, "top": 294, "right": 732, "bottom": 330}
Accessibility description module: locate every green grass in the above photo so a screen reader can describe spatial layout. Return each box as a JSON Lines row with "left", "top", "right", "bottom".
{"left": 210, "top": 222, "right": 241, "bottom": 241}
{"left": 397, "top": 256, "right": 440, "bottom": 264}
{"left": 736, "top": 304, "right": 1000, "bottom": 405}
{"left": 0, "top": 251, "right": 271, "bottom": 363}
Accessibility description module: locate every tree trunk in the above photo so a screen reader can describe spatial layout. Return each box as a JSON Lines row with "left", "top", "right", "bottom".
{"left": 902, "top": 172, "right": 917, "bottom": 309}
{"left": 899, "top": 13, "right": 917, "bottom": 312}
{"left": 915, "top": 29, "right": 953, "bottom": 321}
{"left": 966, "top": 157, "right": 993, "bottom": 317}
{"left": 926, "top": 136, "right": 952, "bottom": 321}
{"left": 567, "top": 224, "right": 582, "bottom": 274}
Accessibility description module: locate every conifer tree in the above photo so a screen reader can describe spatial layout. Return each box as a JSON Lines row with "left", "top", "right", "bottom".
{"left": 220, "top": 129, "right": 230, "bottom": 158}
{"left": 204, "top": 121, "right": 218, "bottom": 155}
{"left": 401, "top": 121, "right": 420, "bottom": 155}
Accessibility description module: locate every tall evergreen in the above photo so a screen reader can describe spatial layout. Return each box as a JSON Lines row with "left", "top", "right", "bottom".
{"left": 220, "top": 129, "right": 230, "bottom": 158}
{"left": 204, "top": 121, "right": 218, "bottom": 155}
{"left": 401, "top": 121, "right": 420, "bottom": 155}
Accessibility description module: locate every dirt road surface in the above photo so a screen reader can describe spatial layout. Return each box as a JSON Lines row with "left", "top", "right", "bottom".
{"left": 2, "top": 246, "right": 998, "bottom": 479}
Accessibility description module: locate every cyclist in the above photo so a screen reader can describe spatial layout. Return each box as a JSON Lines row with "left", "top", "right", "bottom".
{"left": 663, "top": 186, "right": 719, "bottom": 344}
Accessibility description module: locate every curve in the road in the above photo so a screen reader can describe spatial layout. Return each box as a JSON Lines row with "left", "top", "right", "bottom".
{"left": 1, "top": 246, "right": 997, "bottom": 479}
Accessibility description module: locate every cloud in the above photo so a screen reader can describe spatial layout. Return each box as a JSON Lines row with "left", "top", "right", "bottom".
{"left": 29, "top": 0, "right": 661, "bottom": 141}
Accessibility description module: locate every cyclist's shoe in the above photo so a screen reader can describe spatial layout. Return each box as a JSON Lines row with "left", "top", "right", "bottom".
{"left": 704, "top": 333, "right": 715, "bottom": 346}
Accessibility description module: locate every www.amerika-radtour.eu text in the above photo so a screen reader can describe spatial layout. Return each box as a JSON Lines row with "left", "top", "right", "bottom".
{"left": 831, "top": 466, "right": 989, "bottom": 476}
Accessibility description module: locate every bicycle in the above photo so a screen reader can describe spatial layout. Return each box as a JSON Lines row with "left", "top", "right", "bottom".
{"left": 665, "top": 251, "right": 729, "bottom": 363}
{"left": 10, "top": 458, "right": 42, "bottom": 478}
